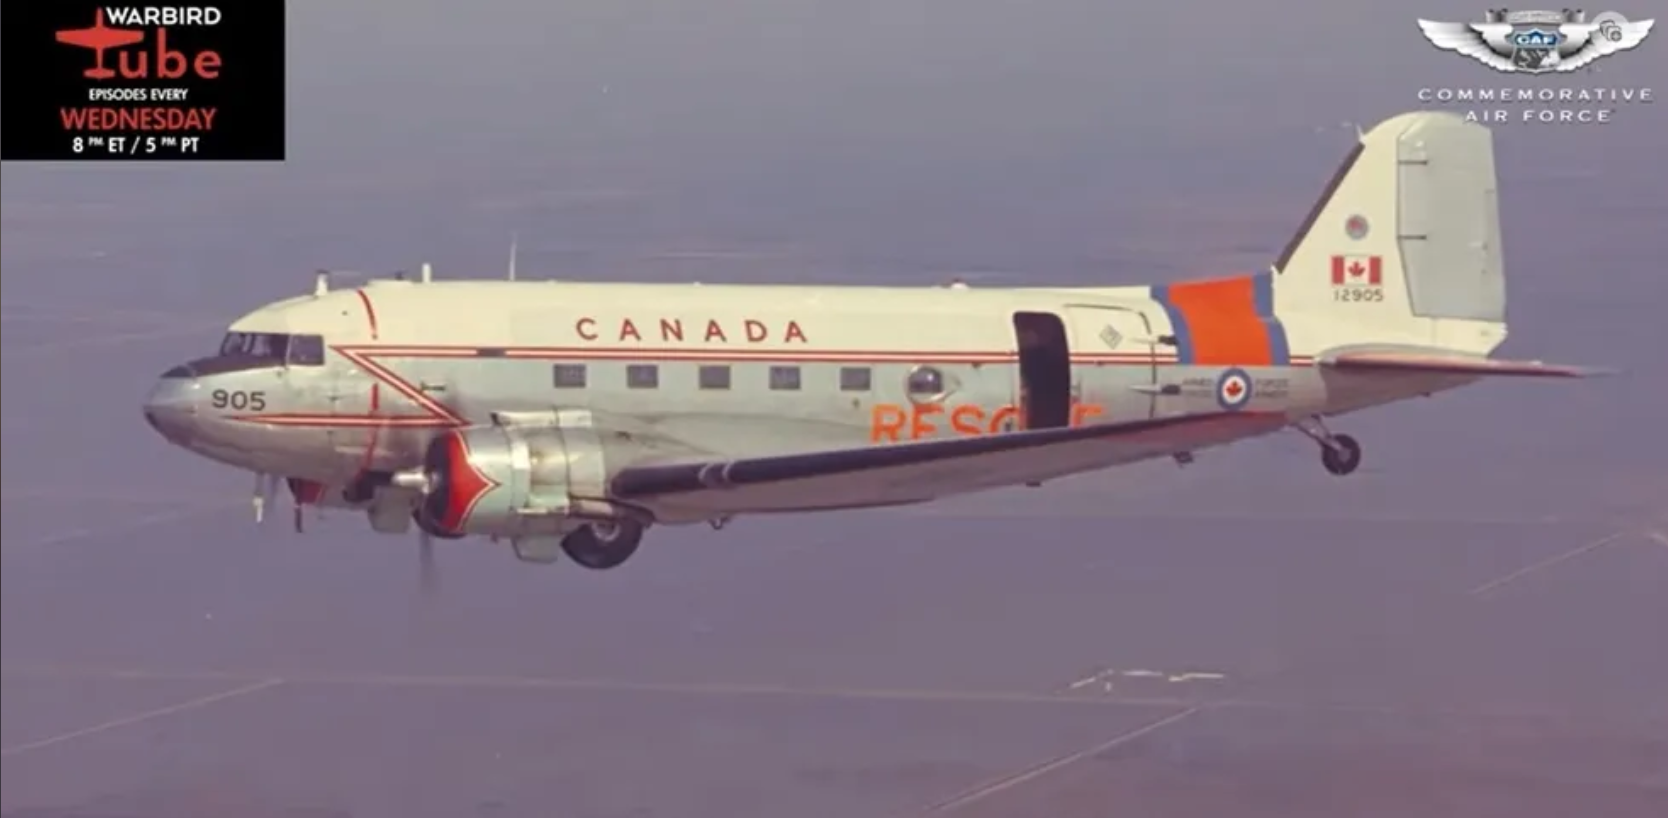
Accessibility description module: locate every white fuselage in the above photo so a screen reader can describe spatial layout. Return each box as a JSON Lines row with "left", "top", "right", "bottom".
{"left": 143, "top": 277, "right": 1470, "bottom": 516}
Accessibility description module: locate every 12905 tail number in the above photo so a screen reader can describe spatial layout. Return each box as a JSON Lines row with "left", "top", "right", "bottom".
{"left": 1333, "top": 287, "right": 1384, "bottom": 303}
{"left": 210, "top": 389, "right": 266, "bottom": 411}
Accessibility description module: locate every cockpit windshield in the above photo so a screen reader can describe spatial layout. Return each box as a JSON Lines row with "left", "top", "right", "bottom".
{"left": 217, "top": 332, "right": 326, "bottom": 366}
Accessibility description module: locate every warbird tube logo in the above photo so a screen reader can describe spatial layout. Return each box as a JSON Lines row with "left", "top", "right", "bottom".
{"left": 1, "top": 2, "right": 286, "bottom": 161}
{"left": 1417, "top": 9, "right": 1654, "bottom": 73}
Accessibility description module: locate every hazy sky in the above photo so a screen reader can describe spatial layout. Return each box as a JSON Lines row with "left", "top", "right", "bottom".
{"left": 1, "top": 3, "right": 1662, "bottom": 367}
{"left": 4, "top": 0, "right": 1664, "bottom": 476}
{"left": 4, "top": 1, "right": 1663, "bottom": 293}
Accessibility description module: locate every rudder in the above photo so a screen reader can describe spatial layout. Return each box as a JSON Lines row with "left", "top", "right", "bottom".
{"left": 1270, "top": 112, "right": 1507, "bottom": 354}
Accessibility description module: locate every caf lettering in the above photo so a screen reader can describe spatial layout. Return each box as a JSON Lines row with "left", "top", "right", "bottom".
{"left": 210, "top": 389, "right": 266, "bottom": 411}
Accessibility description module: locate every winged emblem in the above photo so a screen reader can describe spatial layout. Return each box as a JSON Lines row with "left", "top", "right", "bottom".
{"left": 1417, "top": 11, "right": 1654, "bottom": 74}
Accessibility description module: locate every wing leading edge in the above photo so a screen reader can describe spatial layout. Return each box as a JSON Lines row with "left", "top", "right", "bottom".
{"left": 611, "top": 411, "right": 1289, "bottom": 518}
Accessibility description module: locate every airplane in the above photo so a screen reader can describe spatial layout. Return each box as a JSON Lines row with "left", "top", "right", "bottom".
{"left": 55, "top": 9, "right": 145, "bottom": 80}
{"left": 142, "top": 110, "right": 1604, "bottom": 577}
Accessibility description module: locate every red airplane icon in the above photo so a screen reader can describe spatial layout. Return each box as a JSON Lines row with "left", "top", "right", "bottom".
{"left": 56, "top": 9, "right": 144, "bottom": 80}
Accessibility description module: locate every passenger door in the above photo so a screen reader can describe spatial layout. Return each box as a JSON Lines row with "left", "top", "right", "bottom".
{"left": 1011, "top": 312, "right": 1073, "bottom": 429}
{"left": 1063, "top": 305, "right": 1159, "bottom": 421}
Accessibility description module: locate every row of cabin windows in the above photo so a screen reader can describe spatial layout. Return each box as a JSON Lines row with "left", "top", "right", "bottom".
{"left": 552, "top": 363, "right": 874, "bottom": 392}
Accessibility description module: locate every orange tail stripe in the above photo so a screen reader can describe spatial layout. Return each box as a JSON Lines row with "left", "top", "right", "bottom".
{"left": 1158, "top": 276, "right": 1273, "bottom": 366}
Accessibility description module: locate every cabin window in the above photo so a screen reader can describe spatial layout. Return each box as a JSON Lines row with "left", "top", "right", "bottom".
{"left": 839, "top": 366, "right": 871, "bottom": 392}
{"left": 552, "top": 363, "right": 587, "bottom": 388}
{"left": 769, "top": 366, "right": 801, "bottom": 391}
{"left": 698, "top": 364, "right": 731, "bottom": 390}
{"left": 286, "top": 334, "right": 325, "bottom": 366}
{"left": 906, "top": 365, "right": 945, "bottom": 397}
{"left": 626, "top": 364, "right": 659, "bottom": 389}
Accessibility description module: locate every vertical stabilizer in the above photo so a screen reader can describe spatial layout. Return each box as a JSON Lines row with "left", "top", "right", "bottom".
{"left": 1270, "top": 112, "right": 1507, "bottom": 355}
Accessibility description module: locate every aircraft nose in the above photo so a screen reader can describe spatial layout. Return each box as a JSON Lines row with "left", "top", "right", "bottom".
{"left": 143, "top": 364, "right": 201, "bottom": 445}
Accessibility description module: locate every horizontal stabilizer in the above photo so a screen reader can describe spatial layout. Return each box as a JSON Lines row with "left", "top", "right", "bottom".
{"left": 1321, "top": 349, "right": 1612, "bottom": 378}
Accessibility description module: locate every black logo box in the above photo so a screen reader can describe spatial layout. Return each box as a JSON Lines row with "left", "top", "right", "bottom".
{"left": 1, "top": 1, "right": 285, "bottom": 161}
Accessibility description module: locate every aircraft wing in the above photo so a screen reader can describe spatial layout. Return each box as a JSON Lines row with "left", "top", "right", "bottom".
{"left": 1319, "top": 348, "right": 1612, "bottom": 378}
{"left": 610, "top": 411, "right": 1287, "bottom": 517}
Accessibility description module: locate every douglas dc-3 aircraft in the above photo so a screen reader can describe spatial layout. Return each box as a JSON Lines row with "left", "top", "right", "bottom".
{"left": 144, "top": 111, "right": 1601, "bottom": 573}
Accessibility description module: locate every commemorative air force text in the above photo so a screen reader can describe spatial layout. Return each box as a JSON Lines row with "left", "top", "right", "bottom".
{"left": 1419, "top": 87, "right": 1653, "bottom": 124}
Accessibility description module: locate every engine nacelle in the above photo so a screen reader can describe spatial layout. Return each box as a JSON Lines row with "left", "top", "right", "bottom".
{"left": 416, "top": 418, "right": 621, "bottom": 539}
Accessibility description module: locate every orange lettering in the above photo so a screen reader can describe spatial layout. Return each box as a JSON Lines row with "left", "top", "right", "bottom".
{"left": 950, "top": 405, "right": 985, "bottom": 436}
{"left": 576, "top": 318, "right": 598, "bottom": 340}
{"left": 987, "top": 405, "right": 1018, "bottom": 433}
{"left": 744, "top": 319, "right": 768, "bottom": 342}
{"left": 619, "top": 318, "right": 641, "bottom": 341}
{"left": 784, "top": 321, "right": 807, "bottom": 343}
{"left": 704, "top": 320, "right": 727, "bottom": 342}
{"left": 1072, "top": 403, "right": 1105, "bottom": 426}
{"left": 660, "top": 318, "right": 683, "bottom": 342}
{"left": 871, "top": 404, "right": 907, "bottom": 442}
{"left": 910, "top": 404, "right": 942, "bottom": 439}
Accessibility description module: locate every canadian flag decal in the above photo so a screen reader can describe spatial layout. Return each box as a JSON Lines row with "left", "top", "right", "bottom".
{"left": 1330, "top": 255, "right": 1383, "bottom": 287}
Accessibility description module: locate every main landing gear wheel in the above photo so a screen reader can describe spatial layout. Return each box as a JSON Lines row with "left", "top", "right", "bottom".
{"left": 560, "top": 520, "right": 645, "bottom": 570}
{"left": 1295, "top": 417, "right": 1362, "bottom": 477}
{"left": 1320, "top": 434, "right": 1362, "bottom": 476}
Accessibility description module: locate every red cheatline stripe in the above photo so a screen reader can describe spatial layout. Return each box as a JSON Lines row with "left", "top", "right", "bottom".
{"left": 354, "top": 289, "right": 379, "bottom": 339}
{"left": 335, "top": 344, "right": 1307, "bottom": 363}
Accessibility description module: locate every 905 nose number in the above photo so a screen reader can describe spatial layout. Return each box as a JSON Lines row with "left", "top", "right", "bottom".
{"left": 210, "top": 389, "right": 267, "bottom": 411}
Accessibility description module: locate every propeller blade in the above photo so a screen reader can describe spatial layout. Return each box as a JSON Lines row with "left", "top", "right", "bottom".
{"left": 251, "top": 471, "right": 281, "bottom": 524}
{"left": 251, "top": 472, "right": 265, "bottom": 523}
{"left": 418, "top": 529, "right": 437, "bottom": 596}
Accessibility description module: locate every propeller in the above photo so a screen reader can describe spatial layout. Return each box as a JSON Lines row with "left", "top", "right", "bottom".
{"left": 418, "top": 526, "right": 437, "bottom": 596}
{"left": 251, "top": 471, "right": 280, "bottom": 524}
{"left": 388, "top": 437, "right": 444, "bottom": 599}
{"left": 401, "top": 393, "right": 471, "bottom": 599}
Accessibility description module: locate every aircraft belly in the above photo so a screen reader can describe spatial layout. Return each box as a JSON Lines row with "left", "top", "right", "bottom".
{"left": 1075, "top": 364, "right": 1156, "bottom": 421}
{"left": 641, "top": 413, "right": 868, "bottom": 460}
{"left": 1141, "top": 364, "right": 1325, "bottom": 419}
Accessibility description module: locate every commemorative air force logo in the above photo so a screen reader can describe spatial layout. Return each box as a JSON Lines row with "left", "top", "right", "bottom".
{"left": 1417, "top": 9, "right": 1654, "bottom": 73}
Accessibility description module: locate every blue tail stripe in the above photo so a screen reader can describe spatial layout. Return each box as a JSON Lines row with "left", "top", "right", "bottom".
{"left": 1149, "top": 285, "right": 1196, "bottom": 365}
{"left": 1264, "top": 318, "right": 1291, "bottom": 366}
{"left": 1251, "top": 273, "right": 1291, "bottom": 366}
{"left": 1251, "top": 273, "right": 1275, "bottom": 316}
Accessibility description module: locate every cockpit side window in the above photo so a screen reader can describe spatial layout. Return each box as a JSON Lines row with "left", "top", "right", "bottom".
{"left": 287, "top": 334, "right": 325, "bottom": 366}
{"left": 250, "top": 333, "right": 287, "bottom": 358}
{"left": 218, "top": 332, "right": 249, "bottom": 357}
{"left": 216, "top": 332, "right": 323, "bottom": 366}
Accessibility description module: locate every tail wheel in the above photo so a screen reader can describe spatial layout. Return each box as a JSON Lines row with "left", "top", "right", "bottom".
{"left": 560, "top": 520, "right": 645, "bottom": 570}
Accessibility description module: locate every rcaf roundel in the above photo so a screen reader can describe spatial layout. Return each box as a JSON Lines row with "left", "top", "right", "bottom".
{"left": 1215, "top": 367, "right": 1253, "bottom": 411}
